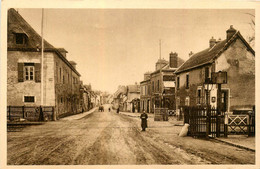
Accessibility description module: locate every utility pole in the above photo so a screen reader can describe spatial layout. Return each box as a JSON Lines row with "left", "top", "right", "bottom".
{"left": 41, "top": 9, "right": 44, "bottom": 106}
{"left": 159, "top": 39, "right": 162, "bottom": 108}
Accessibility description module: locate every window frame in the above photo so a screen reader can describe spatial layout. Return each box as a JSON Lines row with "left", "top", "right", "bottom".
{"left": 176, "top": 76, "right": 180, "bottom": 89}
{"left": 15, "top": 33, "right": 27, "bottom": 45}
{"left": 24, "top": 65, "right": 34, "bottom": 81}
{"left": 24, "top": 96, "right": 35, "bottom": 103}
{"left": 186, "top": 74, "right": 189, "bottom": 89}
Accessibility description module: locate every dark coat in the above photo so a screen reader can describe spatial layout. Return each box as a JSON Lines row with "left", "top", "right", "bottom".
{"left": 140, "top": 113, "right": 148, "bottom": 128}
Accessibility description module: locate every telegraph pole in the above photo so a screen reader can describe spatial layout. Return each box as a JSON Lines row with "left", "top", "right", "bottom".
{"left": 41, "top": 9, "right": 44, "bottom": 106}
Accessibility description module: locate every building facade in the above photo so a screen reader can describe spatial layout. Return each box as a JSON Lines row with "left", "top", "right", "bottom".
{"left": 7, "top": 9, "right": 82, "bottom": 119}
{"left": 175, "top": 26, "right": 255, "bottom": 114}
{"left": 150, "top": 52, "right": 184, "bottom": 113}
{"left": 140, "top": 72, "right": 151, "bottom": 113}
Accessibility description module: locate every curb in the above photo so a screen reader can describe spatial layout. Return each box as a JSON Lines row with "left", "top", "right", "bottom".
{"left": 7, "top": 122, "right": 44, "bottom": 126}
{"left": 210, "top": 137, "right": 255, "bottom": 152}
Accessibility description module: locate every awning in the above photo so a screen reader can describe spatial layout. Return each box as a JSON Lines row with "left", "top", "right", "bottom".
{"left": 163, "top": 81, "right": 175, "bottom": 88}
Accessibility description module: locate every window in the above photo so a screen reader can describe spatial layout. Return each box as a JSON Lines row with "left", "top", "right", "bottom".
{"left": 197, "top": 88, "right": 202, "bottom": 104}
{"left": 18, "top": 63, "right": 40, "bottom": 82}
{"left": 24, "top": 96, "right": 35, "bottom": 103}
{"left": 68, "top": 73, "right": 69, "bottom": 84}
{"left": 176, "top": 76, "right": 180, "bottom": 89}
{"left": 186, "top": 74, "right": 189, "bottom": 89}
{"left": 56, "top": 63, "right": 58, "bottom": 82}
{"left": 157, "top": 80, "right": 160, "bottom": 91}
{"left": 24, "top": 65, "right": 34, "bottom": 81}
{"left": 185, "top": 96, "right": 190, "bottom": 106}
{"left": 205, "top": 67, "right": 210, "bottom": 83}
{"left": 205, "top": 89, "right": 210, "bottom": 105}
{"left": 15, "top": 33, "right": 27, "bottom": 44}
{"left": 152, "top": 81, "right": 154, "bottom": 92}
{"left": 60, "top": 68, "right": 62, "bottom": 83}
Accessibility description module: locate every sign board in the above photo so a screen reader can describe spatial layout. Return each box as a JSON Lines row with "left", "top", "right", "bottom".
{"left": 211, "top": 71, "right": 227, "bottom": 84}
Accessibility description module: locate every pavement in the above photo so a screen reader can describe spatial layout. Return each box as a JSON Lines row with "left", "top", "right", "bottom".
{"left": 60, "top": 107, "right": 97, "bottom": 121}
{"left": 119, "top": 111, "right": 255, "bottom": 152}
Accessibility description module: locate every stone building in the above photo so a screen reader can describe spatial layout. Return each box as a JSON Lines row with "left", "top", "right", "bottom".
{"left": 7, "top": 8, "right": 82, "bottom": 119}
{"left": 149, "top": 53, "right": 184, "bottom": 113}
{"left": 175, "top": 26, "right": 255, "bottom": 114}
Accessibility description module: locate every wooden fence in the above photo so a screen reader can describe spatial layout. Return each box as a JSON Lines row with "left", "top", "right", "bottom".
{"left": 7, "top": 106, "right": 54, "bottom": 122}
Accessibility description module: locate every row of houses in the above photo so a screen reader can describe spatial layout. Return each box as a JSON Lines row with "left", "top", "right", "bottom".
{"left": 112, "top": 83, "right": 141, "bottom": 112}
{"left": 137, "top": 25, "right": 255, "bottom": 115}
{"left": 7, "top": 8, "right": 109, "bottom": 120}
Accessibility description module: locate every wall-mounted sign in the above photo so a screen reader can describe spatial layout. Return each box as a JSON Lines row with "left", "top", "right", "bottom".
{"left": 211, "top": 96, "right": 216, "bottom": 103}
{"left": 211, "top": 71, "right": 227, "bottom": 84}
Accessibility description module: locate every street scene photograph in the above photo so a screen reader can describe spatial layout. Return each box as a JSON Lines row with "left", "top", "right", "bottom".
{"left": 5, "top": 8, "right": 255, "bottom": 165}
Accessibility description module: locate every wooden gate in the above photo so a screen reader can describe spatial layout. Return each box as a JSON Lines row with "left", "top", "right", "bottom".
{"left": 183, "top": 106, "right": 227, "bottom": 138}
{"left": 154, "top": 108, "right": 168, "bottom": 121}
{"left": 228, "top": 113, "right": 255, "bottom": 136}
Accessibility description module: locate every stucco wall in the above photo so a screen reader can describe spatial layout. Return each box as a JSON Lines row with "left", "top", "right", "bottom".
{"left": 54, "top": 54, "right": 81, "bottom": 117}
{"left": 7, "top": 51, "right": 55, "bottom": 106}
{"left": 215, "top": 38, "right": 255, "bottom": 111}
{"left": 176, "top": 38, "right": 255, "bottom": 112}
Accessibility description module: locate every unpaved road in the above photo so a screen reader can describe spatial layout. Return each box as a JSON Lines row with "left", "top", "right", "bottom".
{"left": 7, "top": 105, "right": 255, "bottom": 165}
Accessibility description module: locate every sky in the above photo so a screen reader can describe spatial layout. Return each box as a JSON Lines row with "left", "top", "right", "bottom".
{"left": 17, "top": 9, "right": 254, "bottom": 94}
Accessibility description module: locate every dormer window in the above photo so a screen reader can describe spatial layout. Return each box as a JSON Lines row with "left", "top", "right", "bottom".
{"left": 15, "top": 33, "right": 27, "bottom": 45}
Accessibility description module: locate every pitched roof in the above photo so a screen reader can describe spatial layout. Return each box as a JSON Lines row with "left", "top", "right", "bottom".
{"left": 175, "top": 31, "right": 255, "bottom": 74}
{"left": 8, "top": 8, "right": 54, "bottom": 49}
{"left": 7, "top": 8, "right": 81, "bottom": 76}
{"left": 151, "top": 56, "right": 185, "bottom": 75}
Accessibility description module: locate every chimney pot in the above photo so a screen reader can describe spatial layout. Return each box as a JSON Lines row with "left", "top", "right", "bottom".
{"left": 226, "top": 25, "right": 237, "bottom": 41}
{"left": 209, "top": 36, "right": 216, "bottom": 48}
{"left": 189, "top": 51, "right": 193, "bottom": 57}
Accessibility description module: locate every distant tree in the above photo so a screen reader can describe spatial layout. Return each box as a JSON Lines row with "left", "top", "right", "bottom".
{"left": 245, "top": 13, "right": 255, "bottom": 48}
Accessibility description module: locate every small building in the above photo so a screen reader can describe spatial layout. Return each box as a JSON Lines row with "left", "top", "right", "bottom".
{"left": 125, "top": 83, "right": 140, "bottom": 112}
{"left": 113, "top": 86, "right": 127, "bottom": 110}
{"left": 175, "top": 26, "right": 255, "bottom": 114}
{"left": 7, "top": 9, "right": 82, "bottom": 119}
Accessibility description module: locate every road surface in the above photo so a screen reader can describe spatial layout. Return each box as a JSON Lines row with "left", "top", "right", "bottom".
{"left": 7, "top": 104, "right": 255, "bottom": 165}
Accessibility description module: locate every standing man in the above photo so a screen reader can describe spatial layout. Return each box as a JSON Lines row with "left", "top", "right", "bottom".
{"left": 140, "top": 111, "right": 148, "bottom": 131}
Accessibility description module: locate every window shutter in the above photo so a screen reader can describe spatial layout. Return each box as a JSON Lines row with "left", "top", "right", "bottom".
{"left": 18, "top": 63, "right": 24, "bottom": 82}
{"left": 35, "top": 63, "right": 41, "bottom": 82}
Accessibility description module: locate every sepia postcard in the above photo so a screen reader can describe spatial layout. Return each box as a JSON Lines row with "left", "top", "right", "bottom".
{"left": 0, "top": 0, "right": 259, "bottom": 169}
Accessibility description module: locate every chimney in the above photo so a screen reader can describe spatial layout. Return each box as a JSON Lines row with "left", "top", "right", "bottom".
{"left": 209, "top": 36, "right": 216, "bottom": 48}
{"left": 57, "top": 48, "right": 68, "bottom": 58}
{"left": 226, "top": 25, "right": 237, "bottom": 41}
{"left": 216, "top": 38, "right": 221, "bottom": 43}
{"left": 144, "top": 72, "right": 151, "bottom": 81}
{"left": 169, "top": 52, "right": 178, "bottom": 68}
{"left": 156, "top": 59, "right": 168, "bottom": 70}
{"left": 69, "top": 61, "right": 77, "bottom": 69}
{"left": 189, "top": 51, "right": 193, "bottom": 57}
